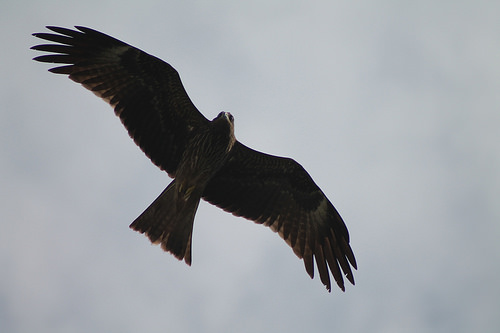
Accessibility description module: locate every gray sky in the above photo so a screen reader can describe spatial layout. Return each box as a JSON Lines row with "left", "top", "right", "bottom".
{"left": 1, "top": 1, "right": 499, "bottom": 332}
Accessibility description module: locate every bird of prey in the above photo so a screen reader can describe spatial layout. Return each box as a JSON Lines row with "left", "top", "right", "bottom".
{"left": 32, "top": 26, "right": 357, "bottom": 292}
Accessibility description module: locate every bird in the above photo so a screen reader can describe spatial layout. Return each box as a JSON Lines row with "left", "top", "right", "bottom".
{"left": 32, "top": 26, "right": 357, "bottom": 292}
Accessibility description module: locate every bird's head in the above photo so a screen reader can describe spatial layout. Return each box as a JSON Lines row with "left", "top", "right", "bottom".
{"left": 213, "top": 111, "right": 236, "bottom": 151}
{"left": 216, "top": 111, "right": 234, "bottom": 123}
{"left": 214, "top": 111, "right": 234, "bottom": 127}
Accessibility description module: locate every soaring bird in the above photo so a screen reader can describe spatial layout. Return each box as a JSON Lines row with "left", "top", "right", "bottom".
{"left": 32, "top": 26, "right": 357, "bottom": 292}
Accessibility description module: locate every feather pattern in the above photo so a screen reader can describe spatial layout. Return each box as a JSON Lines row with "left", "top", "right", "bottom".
{"left": 32, "top": 26, "right": 208, "bottom": 177}
{"left": 203, "top": 142, "right": 357, "bottom": 291}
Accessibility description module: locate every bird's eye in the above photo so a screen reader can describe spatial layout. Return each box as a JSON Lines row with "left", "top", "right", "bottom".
{"left": 228, "top": 114, "right": 234, "bottom": 122}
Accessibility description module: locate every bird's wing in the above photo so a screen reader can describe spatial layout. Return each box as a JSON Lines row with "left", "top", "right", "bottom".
{"left": 202, "top": 141, "right": 357, "bottom": 292}
{"left": 32, "top": 26, "right": 209, "bottom": 176}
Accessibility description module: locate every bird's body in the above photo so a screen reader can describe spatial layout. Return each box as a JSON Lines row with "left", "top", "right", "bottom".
{"left": 32, "top": 26, "right": 357, "bottom": 292}
{"left": 132, "top": 111, "right": 236, "bottom": 264}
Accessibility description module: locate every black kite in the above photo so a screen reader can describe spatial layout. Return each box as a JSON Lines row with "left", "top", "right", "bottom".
{"left": 32, "top": 26, "right": 356, "bottom": 292}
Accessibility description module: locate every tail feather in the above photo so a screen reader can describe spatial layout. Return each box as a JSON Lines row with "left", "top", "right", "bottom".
{"left": 130, "top": 180, "right": 200, "bottom": 265}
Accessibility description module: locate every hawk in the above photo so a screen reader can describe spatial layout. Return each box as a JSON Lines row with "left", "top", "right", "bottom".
{"left": 32, "top": 26, "right": 357, "bottom": 292}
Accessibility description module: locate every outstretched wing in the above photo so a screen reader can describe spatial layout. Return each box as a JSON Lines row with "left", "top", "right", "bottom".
{"left": 202, "top": 142, "right": 357, "bottom": 292}
{"left": 32, "top": 26, "right": 208, "bottom": 176}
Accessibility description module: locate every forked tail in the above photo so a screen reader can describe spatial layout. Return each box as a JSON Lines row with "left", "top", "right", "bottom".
{"left": 130, "top": 180, "right": 200, "bottom": 265}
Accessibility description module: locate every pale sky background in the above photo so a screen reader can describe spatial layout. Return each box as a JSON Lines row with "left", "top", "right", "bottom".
{"left": 1, "top": 1, "right": 499, "bottom": 332}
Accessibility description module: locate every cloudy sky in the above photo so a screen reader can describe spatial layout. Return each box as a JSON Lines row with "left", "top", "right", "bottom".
{"left": 1, "top": 1, "right": 499, "bottom": 332}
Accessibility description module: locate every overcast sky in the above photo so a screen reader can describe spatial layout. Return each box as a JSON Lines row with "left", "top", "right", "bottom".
{"left": 1, "top": 1, "right": 499, "bottom": 332}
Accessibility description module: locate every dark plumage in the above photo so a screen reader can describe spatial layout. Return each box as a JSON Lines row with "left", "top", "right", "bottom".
{"left": 32, "top": 26, "right": 357, "bottom": 292}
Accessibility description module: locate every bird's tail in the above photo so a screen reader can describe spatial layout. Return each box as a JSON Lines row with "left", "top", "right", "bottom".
{"left": 130, "top": 180, "right": 200, "bottom": 265}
